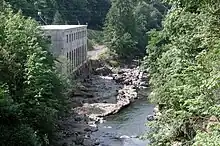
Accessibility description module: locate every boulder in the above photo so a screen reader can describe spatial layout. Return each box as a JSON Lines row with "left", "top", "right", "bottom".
{"left": 147, "top": 115, "right": 155, "bottom": 121}
{"left": 84, "top": 126, "right": 98, "bottom": 132}
{"left": 74, "top": 135, "right": 84, "bottom": 145}
{"left": 118, "top": 70, "right": 125, "bottom": 74}
{"left": 75, "top": 116, "right": 83, "bottom": 122}
{"left": 95, "top": 66, "right": 112, "bottom": 76}
{"left": 94, "top": 140, "right": 100, "bottom": 145}
{"left": 83, "top": 139, "right": 94, "bottom": 146}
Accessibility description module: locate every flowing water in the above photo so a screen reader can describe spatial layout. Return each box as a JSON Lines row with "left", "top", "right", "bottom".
{"left": 92, "top": 97, "right": 154, "bottom": 146}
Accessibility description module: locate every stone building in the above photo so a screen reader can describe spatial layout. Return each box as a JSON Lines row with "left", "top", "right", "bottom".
{"left": 40, "top": 25, "right": 87, "bottom": 74}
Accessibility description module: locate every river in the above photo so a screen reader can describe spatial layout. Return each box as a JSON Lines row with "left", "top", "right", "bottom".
{"left": 92, "top": 97, "right": 154, "bottom": 146}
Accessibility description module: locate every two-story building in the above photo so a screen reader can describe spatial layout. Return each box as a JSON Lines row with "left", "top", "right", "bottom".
{"left": 40, "top": 25, "right": 87, "bottom": 74}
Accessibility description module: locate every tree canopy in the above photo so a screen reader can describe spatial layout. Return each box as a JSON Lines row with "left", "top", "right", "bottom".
{"left": 0, "top": 4, "right": 66, "bottom": 145}
{"left": 144, "top": 0, "right": 220, "bottom": 145}
{"left": 5, "top": 0, "right": 111, "bottom": 29}
{"left": 104, "top": 0, "right": 167, "bottom": 60}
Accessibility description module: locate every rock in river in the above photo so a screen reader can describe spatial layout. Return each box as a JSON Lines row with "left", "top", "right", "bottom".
{"left": 147, "top": 115, "right": 155, "bottom": 121}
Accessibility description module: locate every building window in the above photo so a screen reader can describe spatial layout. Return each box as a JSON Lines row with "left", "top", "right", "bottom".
{"left": 70, "top": 51, "right": 72, "bottom": 63}
{"left": 72, "top": 50, "right": 74, "bottom": 68}
{"left": 84, "top": 44, "right": 87, "bottom": 60}
{"left": 72, "top": 34, "right": 74, "bottom": 41}
{"left": 76, "top": 48, "right": 79, "bottom": 66}
{"left": 69, "top": 51, "right": 72, "bottom": 71}
{"left": 66, "top": 35, "right": 68, "bottom": 43}
{"left": 69, "top": 34, "right": 71, "bottom": 42}
{"left": 80, "top": 46, "right": 82, "bottom": 63}
{"left": 74, "top": 33, "right": 76, "bottom": 40}
{"left": 74, "top": 49, "right": 76, "bottom": 67}
{"left": 83, "top": 45, "right": 85, "bottom": 61}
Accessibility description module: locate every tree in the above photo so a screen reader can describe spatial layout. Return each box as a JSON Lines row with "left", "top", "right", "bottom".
{"left": 0, "top": 4, "right": 65, "bottom": 145}
{"left": 52, "top": 10, "right": 64, "bottom": 24}
{"left": 104, "top": 0, "right": 167, "bottom": 59}
{"left": 145, "top": 0, "right": 220, "bottom": 145}
{"left": 87, "top": 0, "right": 111, "bottom": 29}
{"left": 104, "top": 0, "right": 137, "bottom": 59}
{"left": 134, "top": 1, "right": 163, "bottom": 56}
{"left": 5, "top": 0, "right": 111, "bottom": 29}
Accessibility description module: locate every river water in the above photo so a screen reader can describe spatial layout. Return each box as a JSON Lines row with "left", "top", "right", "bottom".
{"left": 92, "top": 97, "right": 154, "bottom": 146}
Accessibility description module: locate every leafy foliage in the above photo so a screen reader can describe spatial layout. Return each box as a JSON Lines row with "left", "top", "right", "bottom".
{"left": 5, "top": 0, "right": 111, "bottom": 29}
{"left": 104, "top": 0, "right": 137, "bottom": 59}
{"left": 144, "top": 0, "right": 220, "bottom": 145}
{"left": 0, "top": 5, "right": 66, "bottom": 145}
{"left": 52, "top": 10, "right": 65, "bottom": 25}
{"left": 104, "top": 0, "right": 167, "bottom": 60}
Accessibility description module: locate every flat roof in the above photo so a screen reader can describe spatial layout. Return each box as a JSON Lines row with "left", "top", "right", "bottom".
{"left": 40, "top": 25, "right": 87, "bottom": 30}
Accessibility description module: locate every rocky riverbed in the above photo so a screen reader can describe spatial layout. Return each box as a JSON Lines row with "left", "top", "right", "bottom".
{"left": 53, "top": 60, "right": 149, "bottom": 146}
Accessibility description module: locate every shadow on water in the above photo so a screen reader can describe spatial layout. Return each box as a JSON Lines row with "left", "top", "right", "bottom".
{"left": 92, "top": 96, "right": 154, "bottom": 146}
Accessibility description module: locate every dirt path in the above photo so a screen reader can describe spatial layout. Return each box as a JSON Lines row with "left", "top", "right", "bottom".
{"left": 87, "top": 45, "right": 107, "bottom": 60}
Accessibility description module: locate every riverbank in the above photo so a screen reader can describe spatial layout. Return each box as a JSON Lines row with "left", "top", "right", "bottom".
{"left": 53, "top": 58, "right": 149, "bottom": 146}
{"left": 91, "top": 97, "right": 154, "bottom": 146}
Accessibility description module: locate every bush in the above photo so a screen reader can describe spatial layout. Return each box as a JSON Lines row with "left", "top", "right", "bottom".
{"left": 0, "top": 5, "right": 66, "bottom": 145}
{"left": 144, "top": 2, "right": 220, "bottom": 145}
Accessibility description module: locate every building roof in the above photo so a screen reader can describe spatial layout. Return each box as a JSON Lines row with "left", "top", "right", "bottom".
{"left": 40, "top": 25, "right": 87, "bottom": 30}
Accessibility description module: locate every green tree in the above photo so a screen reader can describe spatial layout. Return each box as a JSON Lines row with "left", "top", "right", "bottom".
{"left": 5, "top": 0, "right": 111, "bottom": 29}
{"left": 104, "top": 0, "right": 137, "bottom": 59}
{"left": 145, "top": 0, "right": 220, "bottom": 145}
{"left": 52, "top": 10, "right": 64, "bottom": 24}
{"left": 87, "top": 0, "right": 111, "bottom": 29}
{"left": 134, "top": 1, "right": 163, "bottom": 56}
{"left": 0, "top": 4, "right": 66, "bottom": 145}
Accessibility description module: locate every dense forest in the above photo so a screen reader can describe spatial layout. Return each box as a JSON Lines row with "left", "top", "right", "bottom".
{"left": 5, "top": 0, "right": 111, "bottom": 29}
{"left": 0, "top": 3, "right": 67, "bottom": 145}
{"left": 144, "top": 0, "right": 220, "bottom": 145}
{"left": 0, "top": 0, "right": 167, "bottom": 145}
{"left": 104, "top": 0, "right": 168, "bottom": 59}
{"left": 2, "top": 0, "right": 220, "bottom": 145}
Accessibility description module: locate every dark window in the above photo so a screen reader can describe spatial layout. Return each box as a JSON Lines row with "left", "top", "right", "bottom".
{"left": 69, "top": 34, "right": 71, "bottom": 42}
{"left": 72, "top": 50, "right": 74, "bottom": 68}
{"left": 66, "top": 35, "right": 68, "bottom": 43}
{"left": 70, "top": 51, "right": 72, "bottom": 61}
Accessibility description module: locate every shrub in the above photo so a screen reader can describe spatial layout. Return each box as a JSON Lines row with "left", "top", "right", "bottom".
{"left": 144, "top": 2, "right": 220, "bottom": 145}
{"left": 0, "top": 5, "right": 66, "bottom": 145}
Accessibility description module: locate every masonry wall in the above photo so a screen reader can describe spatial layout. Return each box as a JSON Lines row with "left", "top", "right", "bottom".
{"left": 63, "top": 26, "right": 87, "bottom": 74}
{"left": 42, "top": 26, "right": 88, "bottom": 75}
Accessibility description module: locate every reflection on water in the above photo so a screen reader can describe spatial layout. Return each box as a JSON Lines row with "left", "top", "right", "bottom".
{"left": 92, "top": 98, "right": 154, "bottom": 146}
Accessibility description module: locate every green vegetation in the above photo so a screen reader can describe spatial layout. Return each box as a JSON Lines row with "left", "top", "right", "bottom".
{"left": 5, "top": 0, "right": 111, "bottom": 29}
{"left": 87, "top": 29, "right": 104, "bottom": 51}
{"left": 4, "top": 0, "right": 220, "bottom": 145}
{"left": 104, "top": 0, "right": 167, "bottom": 60}
{"left": 144, "top": 0, "right": 220, "bottom": 145}
{"left": 0, "top": 4, "right": 66, "bottom": 145}
{"left": 88, "top": 29, "right": 104, "bottom": 45}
